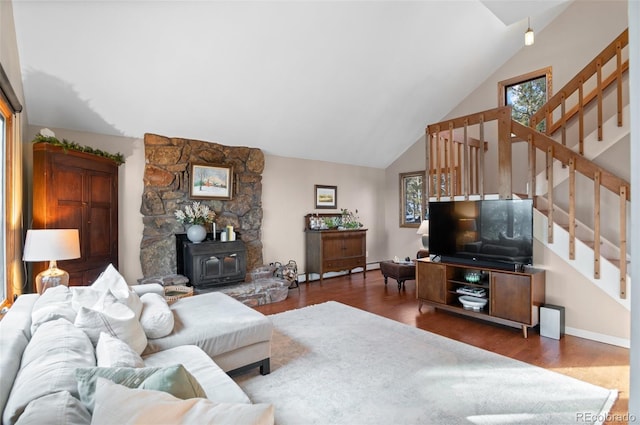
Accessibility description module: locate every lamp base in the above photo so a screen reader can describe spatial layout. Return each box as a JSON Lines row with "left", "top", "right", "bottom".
{"left": 421, "top": 234, "right": 429, "bottom": 250}
{"left": 36, "top": 260, "right": 70, "bottom": 294}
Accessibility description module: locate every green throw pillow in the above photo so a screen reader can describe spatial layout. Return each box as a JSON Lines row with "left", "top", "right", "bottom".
{"left": 75, "top": 364, "right": 207, "bottom": 412}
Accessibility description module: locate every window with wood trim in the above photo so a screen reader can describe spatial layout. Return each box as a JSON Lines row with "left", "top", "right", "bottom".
{"left": 0, "top": 63, "right": 23, "bottom": 308}
{"left": 399, "top": 171, "right": 425, "bottom": 228}
{"left": 498, "top": 67, "right": 552, "bottom": 132}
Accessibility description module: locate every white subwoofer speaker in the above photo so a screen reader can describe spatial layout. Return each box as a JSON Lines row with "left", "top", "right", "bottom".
{"left": 540, "top": 305, "right": 565, "bottom": 340}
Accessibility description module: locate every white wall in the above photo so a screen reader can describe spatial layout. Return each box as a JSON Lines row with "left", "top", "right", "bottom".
{"left": 262, "top": 155, "right": 386, "bottom": 276}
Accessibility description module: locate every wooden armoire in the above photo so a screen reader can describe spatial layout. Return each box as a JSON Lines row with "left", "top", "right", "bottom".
{"left": 32, "top": 142, "right": 119, "bottom": 289}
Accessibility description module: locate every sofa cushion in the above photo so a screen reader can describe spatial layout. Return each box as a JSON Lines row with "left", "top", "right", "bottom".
{"left": 14, "top": 391, "right": 90, "bottom": 425}
{"left": 0, "top": 294, "right": 38, "bottom": 341}
{"left": 139, "top": 292, "right": 174, "bottom": 339}
{"left": 74, "top": 295, "right": 147, "bottom": 354}
{"left": 143, "top": 292, "right": 273, "bottom": 360}
{"left": 0, "top": 330, "right": 29, "bottom": 417}
{"left": 91, "top": 377, "right": 275, "bottom": 425}
{"left": 75, "top": 364, "right": 206, "bottom": 412}
{"left": 143, "top": 345, "right": 252, "bottom": 404}
{"left": 3, "top": 318, "right": 95, "bottom": 425}
{"left": 30, "top": 285, "right": 76, "bottom": 335}
{"left": 96, "top": 332, "right": 144, "bottom": 368}
{"left": 91, "top": 264, "right": 143, "bottom": 319}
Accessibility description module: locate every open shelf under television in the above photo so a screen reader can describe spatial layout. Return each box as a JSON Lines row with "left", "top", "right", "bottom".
{"left": 416, "top": 258, "right": 545, "bottom": 338}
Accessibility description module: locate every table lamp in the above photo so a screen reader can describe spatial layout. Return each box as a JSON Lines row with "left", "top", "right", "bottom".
{"left": 23, "top": 229, "right": 81, "bottom": 293}
{"left": 417, "top": 220, "right": 429, "bottom": 250}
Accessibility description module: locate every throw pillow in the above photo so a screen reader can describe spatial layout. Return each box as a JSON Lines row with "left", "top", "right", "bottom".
{"left": 75, "top": 364, "right": 206, "bottom": 413}
{"left": 14, "top": 391, "right": 90, "bottom": 425}
{"left": 91, "top": 264, "right": 143, "bottom": 319}
{"left": 74, "top": 301, "right": 147, "bottom": 354}
{"left": 139, "top": 292, "right": 174, "bottom": 339}
{"left": 96, "top": 332, "right": 144, "bottom": 368}
{"left": 91, "top": 378, "right": 275, "bottom": 425}
{"left": 30, "top": 285, "right": 76, "bottom": 335}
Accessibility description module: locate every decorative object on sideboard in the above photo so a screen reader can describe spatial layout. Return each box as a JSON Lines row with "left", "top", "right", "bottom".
{"left": 314, "top": 184, "right": 337, "bottom": 209}
{"left": 339, "top": 208, "right": 363, "bottom": 229}
{"left": 416, "top": 219, "right": 429, "bottom": 250}
{"left": 23, "top": 229, "right": 81, "bottom": 294}
{"left": 190, "top": 162, "right": 234, "bottom": 200}
{"left": 175, "top": 201, "right": 216, "bottom": 243}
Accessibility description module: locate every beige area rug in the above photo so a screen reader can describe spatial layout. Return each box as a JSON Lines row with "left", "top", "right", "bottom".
{"left": 234, "top": 301, "right": 617, "bottom": 425}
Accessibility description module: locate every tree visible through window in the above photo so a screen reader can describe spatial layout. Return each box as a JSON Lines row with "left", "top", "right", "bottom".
{"left": 400, "top": 171, "right": 424, "bottom": 228}
{"left": 499, "top": 67, "right": 552, "bottom": 132}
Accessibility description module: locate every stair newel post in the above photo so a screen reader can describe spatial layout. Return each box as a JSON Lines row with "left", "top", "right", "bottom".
{"left": 527, "top": 133, "right": 535, "bottom": 201}
{"left": 426, "top": 128, "right": 431, "bottom": 199}
{"left": 435, "top": 125, "right": 441, "bottom": 201}
{"left": 560, "top": 92, "right": 567, "bottom": 147}
{"left": 463, "top": 119, "right": 469, "bottom": 198}
{"left": 497, "top": 108, "right": 511, "bottom": 199}
{"left": 619, "top": 185, "right": 627, "bottom": 298}
{"left": 596, "top": 58, "right": 603, "bottom": 141}
{"left": 616, "top": 41, "right": 623, "bottom": 127}
{"left": 448, "top": 123, "right": 455, "bottom": 196}
{"left": 593, "top": 171, "right": 601, "bottom": 279}
{"left": 546, "top": 146, "right": 554, "bottom": 244}
{"left": 478, "top": 115, "right": 485, "bottom": 197}
{"left": 578, "top": 78, "right": 585, "bottom": 155}
{"left": 569, "top": 158, "right": 576, "bottom": 260}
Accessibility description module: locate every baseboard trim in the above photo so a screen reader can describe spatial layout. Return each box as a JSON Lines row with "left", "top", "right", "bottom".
{"left": 565, "top": 326, "right": 630, "bottom": 348}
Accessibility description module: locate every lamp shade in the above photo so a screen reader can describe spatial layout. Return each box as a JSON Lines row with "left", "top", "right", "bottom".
{"left": 23, "top": 229, "right": 81, "bottom": 261}
{"left": 416, "top": 220, "right": 429, "bottom": 235}
{"left": 458, "top": 219, "right": 477, "bottom": 232}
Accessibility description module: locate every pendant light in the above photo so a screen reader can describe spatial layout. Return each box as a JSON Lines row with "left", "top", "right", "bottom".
{"left": 525, "top": 17, "right": 535, "bottom": 46}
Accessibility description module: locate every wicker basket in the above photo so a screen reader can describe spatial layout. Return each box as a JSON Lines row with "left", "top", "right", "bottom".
{"left": 164, "top": 285, "right": 194, "bottom": 304}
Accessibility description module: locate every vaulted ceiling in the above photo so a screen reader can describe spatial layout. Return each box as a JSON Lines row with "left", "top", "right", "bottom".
{"left": 12, "top": 0, "right": 571, "bottom": 168}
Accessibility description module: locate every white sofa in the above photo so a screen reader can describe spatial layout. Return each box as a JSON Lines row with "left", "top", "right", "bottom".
{"left": 0, "top": 283, "right": 274, "bottom": 425}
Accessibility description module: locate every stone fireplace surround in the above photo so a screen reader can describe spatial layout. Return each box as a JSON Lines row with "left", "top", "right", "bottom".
{"left": 140, "top": 133, "right": 264, "bottom": 280}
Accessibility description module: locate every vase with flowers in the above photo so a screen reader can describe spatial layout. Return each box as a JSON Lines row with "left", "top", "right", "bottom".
{"left": 174, "top": 201, "right": 216, "bottom": 243}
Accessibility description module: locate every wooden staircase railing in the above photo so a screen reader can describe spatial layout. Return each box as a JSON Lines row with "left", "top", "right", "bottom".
{"left": 530, "top": 29, "right": 628, "bottom": 153}
{"left": 426, "top": 107, "right": 506, "bottom": 200}
{"left": 510, "top": 121, "right": 629, "bottom": 298}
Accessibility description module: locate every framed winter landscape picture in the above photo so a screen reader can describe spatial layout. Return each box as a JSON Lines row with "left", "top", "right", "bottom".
{"left": 190, "top": 163, "right": 234, "bottom": 200}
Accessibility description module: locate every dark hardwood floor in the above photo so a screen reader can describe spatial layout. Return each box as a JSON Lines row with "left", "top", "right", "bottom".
{"left": 253, "top": 269, "right": 630, "bottom": 424}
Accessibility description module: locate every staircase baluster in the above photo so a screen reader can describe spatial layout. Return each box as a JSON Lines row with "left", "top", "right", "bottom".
{"left": 594, "top": 171, "right": 601, "bottom": 279}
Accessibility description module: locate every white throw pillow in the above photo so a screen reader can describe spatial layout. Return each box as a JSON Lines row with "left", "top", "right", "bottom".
{"left": 139, "top": 293, "right": 174, "bottom": 339}
{"left": 91, "top": 378, "right": 275, "bottom": 425}
{"left": 30, "top": 285, "right": 76, "bottom": 335}
{"left": 74, "top": 301, "right": 147, "bottom": 355}
{"left": 96, "top": 332, "right": 144, "bottom": 368}
{"left": 91, "top": 264, "right": 143, "bottom": 319}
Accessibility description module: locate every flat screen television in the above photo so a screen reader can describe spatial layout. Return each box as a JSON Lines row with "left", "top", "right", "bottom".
{"left": 428, "top": 199, "right": 534, "bottom": 271}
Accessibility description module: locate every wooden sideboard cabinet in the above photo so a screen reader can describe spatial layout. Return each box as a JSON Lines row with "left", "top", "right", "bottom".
{"left": 416, "top": 258, "right": 545, "bottom": 338}
{"left": 305, "top": 229, "right": 367, "bottom": 283}
{"left": 32, "top": 143, "right": 119, "bottom": 288}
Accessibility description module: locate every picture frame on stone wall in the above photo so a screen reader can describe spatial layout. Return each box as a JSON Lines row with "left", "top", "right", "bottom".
{"left": 190, "top": 163, "right": 234, "bottom": 200}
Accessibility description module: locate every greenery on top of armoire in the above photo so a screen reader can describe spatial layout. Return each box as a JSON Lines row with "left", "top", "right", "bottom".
{"left": 32, "top": 134, "right": 125, "bottom": 165}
